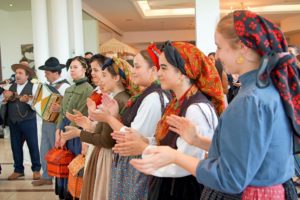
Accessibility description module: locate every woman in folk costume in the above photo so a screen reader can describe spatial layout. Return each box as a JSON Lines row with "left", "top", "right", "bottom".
{"left": 89, "top": 54, "right": 107, "bottom": 106}
{"left": 54, "top": 56, "right": 93, "bottom": 200}
{"left": 87, "top": 44, "right": 169, "bottom": 200}
{"left": 82, "top": 54, "right": 107, "bottom": 163}
{"left": 61, "top": 54, "right": 107, "bottom": 199}
{"left": 131, "top": 10, "right": 299, "bottom": 200}
{"left": 61, "top": 57, "right": 134, "bottom": 200}
{"left": 113, "top": 41, "right": 225, "bottom": 200}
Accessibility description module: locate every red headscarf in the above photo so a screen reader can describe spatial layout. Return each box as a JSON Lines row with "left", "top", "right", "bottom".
{"left": 147, "top": 43, "right": 161, "bottom": 70}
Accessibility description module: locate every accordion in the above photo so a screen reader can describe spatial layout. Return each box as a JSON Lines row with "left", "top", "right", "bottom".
{"left": 32, "top": 83, "right": 62, "bottom": 122}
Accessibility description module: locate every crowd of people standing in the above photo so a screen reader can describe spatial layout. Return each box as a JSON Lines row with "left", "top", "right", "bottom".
{"left": 0, "top": 9, "right": 300, "bottom": 200}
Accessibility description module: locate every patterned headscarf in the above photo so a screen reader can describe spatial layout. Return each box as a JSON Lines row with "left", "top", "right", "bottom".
{"left": 102, "top": 57, "right": 139, "bottom": 95}
{"left": 155, "top": 42, "right": 225, "bottom": 143}
{"left": 233, "top": 10, "right": 300, "bottom": 152}
{"left": 163, "top": 41, "right": 226, "bottom": 115}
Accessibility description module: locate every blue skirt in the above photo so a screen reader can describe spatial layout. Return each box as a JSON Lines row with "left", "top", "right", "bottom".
{"left": 55, "top": 118, "right": 82, "bottom": 199}
{"left": 109, "top": 154, "right": 150, "bottom": 200}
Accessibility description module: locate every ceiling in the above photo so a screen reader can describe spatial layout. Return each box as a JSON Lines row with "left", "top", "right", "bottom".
{"left": 148, "top": 0, "right": 195, "bottom": 9}
{"left": 1, "top": 0, "right": 300, "bottom": 32}
{"left": 83, "top": 0, "right": 300, "bottom": 32}
{"left": 83, "top": 0, "right": 196, "bottom": 31}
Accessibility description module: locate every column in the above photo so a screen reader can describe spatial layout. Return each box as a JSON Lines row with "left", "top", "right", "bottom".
{"left": 48, "top": 0, "right": 70, "bottom": 81}
{"left": 31, "top": 0, "right": 49, "bottom": 83}
{"left": 68, "top": 0, "right": 84, "bottom": 57}
{"left": 195, "top": 0, "right": 220, "bottom": 55}
{"left": 26, "top": 0, "right": 48, "bottom": 165}
{"left": 48, "top": 0, "right": 70, "bottom": 63}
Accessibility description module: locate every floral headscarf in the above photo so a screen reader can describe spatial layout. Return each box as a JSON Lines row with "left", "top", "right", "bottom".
{"left": 155, "top": 42, "right": 225, "bottom": 143}
{"left": 103, "top": 57, "right": 139, "bottom": 95}
{"left": 163, "top": 41, "right": 226, "bottom": 115}
{"left": 233, "top": 10, "right": 300, "bottom": 153}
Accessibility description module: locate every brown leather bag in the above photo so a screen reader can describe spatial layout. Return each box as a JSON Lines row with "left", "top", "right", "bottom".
{"left": 45, "top": 147, "right": 75, "bottom": 178}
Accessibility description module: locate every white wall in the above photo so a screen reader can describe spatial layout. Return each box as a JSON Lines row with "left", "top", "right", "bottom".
{"left": 286, "top": 32, "right": 300, "bottom": 48}
{"left": 0, "top": 10, "right": 33, "bottom": 79}
{"left": 98, "top": 22, "right": 122, "bottom": 49}
{"left": 82, "top": 18, "right": 124, "bottom": 54}
{"left": 0, "top": 10, "right": 37, "bottom": 165}
{"left": 0, "top": 9, "right": 105, "bottom": 76}
{"left": 281, "top": 16, "right": 300, "bottom": 34}
{"left": 122, "top": 29, "right": 195, "bottom": 50}
{"left": 122, "top": 30, "right": 193, "bottom": 43}
{"left": 83, "top": 19, "right": 99, "bottom": 54}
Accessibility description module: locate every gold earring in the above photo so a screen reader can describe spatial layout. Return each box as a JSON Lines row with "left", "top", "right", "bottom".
{"left": 236, "top": 56, "right": 244, "bottom": 64}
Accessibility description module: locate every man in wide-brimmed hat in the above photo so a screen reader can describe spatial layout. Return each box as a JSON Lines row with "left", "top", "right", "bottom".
{"left": 31, "top": 57, "right": 70, "bottom": 186}
{"left": 2, "top": 63, "right": 41, "bottom": 180}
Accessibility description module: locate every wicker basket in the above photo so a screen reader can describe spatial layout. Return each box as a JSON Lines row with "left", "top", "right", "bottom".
{"left": 68, "top": 154, "right": 85, "bottom": 198}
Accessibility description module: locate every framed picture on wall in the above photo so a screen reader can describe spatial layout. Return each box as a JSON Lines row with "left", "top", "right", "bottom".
{"left": 21, "top": 44, "right": 35, "bottom": 70}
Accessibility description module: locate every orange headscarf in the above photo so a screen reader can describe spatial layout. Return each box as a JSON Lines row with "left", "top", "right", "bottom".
{"left": 170, "top": 41, "right": 225, "bottom": 115}
{"left": 155, "top": 42, "right": 225, "bottom": 143}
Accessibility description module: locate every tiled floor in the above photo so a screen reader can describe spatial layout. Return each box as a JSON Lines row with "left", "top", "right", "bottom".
{"left": 0, "top": 139, "right": 57, "bottom": 200}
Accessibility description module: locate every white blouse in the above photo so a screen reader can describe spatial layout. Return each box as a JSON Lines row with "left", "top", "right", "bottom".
{"left": 145, "top": 103, "right": 218, "bottom": 178}
{"left": 120, "top": 92, "right": 169, "bottom": 137}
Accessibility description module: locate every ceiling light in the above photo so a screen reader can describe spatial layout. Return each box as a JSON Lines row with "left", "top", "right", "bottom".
{"left": 133, "top": 1, "right": 300, "bottom": 18}
{"left": 222, "top": 4, "right": 300, "bottom": 14}
{"left": 135, "top": 0, "right": 195, "bottom": 18}
{"left": 9, "top": 3, "right": 13, "bottom": 7}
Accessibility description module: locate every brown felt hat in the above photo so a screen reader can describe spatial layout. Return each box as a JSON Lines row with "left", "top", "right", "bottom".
{"left": 11, "top": 64, "right": 36, "bottom": 78}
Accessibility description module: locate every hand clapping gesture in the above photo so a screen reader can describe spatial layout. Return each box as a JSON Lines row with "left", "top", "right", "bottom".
{"left": 130, "top": 146, "right": 177, "bottom": 175}
{"left": 111, "top": 128, "right": 148, "bottom": 156}
{"left": 166, "top": 115, "right": 199, "bottom": 146}
{"left": 60, "top": 126, "right": 81, "bottom": 141}
{"left": 101, "top": 93, "right": 119, "bottom": 117}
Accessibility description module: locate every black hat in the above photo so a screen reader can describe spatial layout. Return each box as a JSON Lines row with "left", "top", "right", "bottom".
{"left": 38, "top": 57, "right": 66, "bottom": 71}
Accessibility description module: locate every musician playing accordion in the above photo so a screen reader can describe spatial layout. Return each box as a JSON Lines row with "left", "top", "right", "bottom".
{"left": 31, "top": 57, "right": 70, "bottom": 186}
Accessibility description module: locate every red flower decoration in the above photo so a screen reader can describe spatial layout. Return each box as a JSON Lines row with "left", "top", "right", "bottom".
{"left": 245, "top": 10, "right": 257, "bottom": 18}
{"left": 251, "top": 33, "right": 261, "bottom": 46}
{"left": 264, "top": 40, "right": 270, "bottom": 48}
{"left": 249, "top": 21, "right": 257, "bottom": 30}
{"left": 292, "top": 94, "right": 300, "bottom": 110}
{"left": 235, "top": 20, "right": 246, "bottom": 36}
